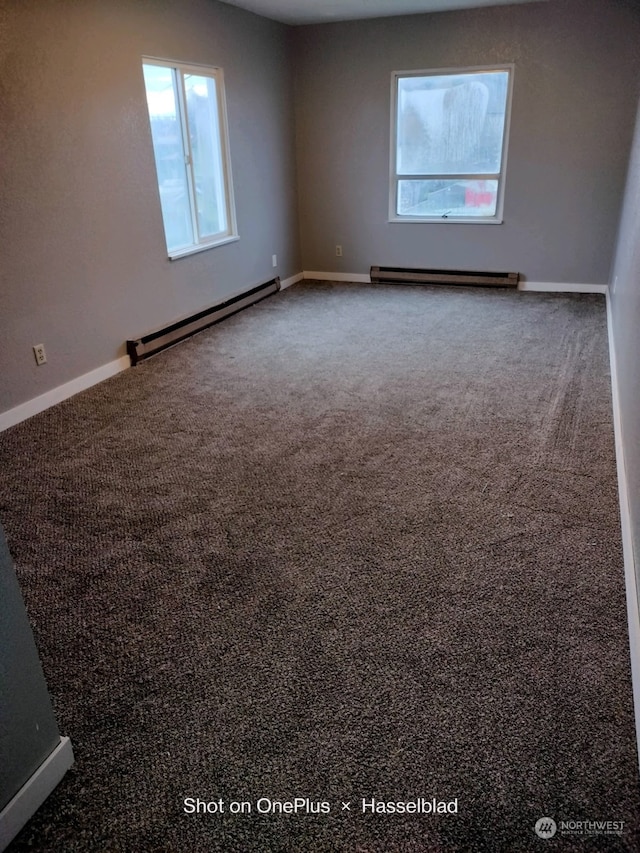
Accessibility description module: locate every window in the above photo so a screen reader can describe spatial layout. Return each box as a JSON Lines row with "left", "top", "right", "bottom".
{"left": 390, "top": 66, "right": 513, "bottom": 223}
{"left": 142, "top": 59, "right": 237, "bottom": 258}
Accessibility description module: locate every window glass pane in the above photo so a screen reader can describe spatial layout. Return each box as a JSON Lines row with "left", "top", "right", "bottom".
{"left": 184, "top": 74, "right": 227, "bottom": 239}
{"left": 143, "top": 64, "right": 194, "bottom": 252}
{"left": 398, "top": 179, "right": 498, "bottom": 217}
{"left": 397, "top": 71, "right": 509, "bottom": 176}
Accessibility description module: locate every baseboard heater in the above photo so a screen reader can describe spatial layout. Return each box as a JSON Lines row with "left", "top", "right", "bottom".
{"left": 370, "top": 266, "right": 519, "bottom": 288}
{"left": 126, "top": 277, "right": 280, "bottom": 366}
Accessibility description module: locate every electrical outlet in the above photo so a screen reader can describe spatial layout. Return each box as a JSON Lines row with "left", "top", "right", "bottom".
{"left": 33, "top": 344, "right": 47, "bottom": 366}
{"left": 336, "top": 244, "right": 343, "bottom": 257}
{"left": 272, "top": 254, "right": 278, "bottom": 268}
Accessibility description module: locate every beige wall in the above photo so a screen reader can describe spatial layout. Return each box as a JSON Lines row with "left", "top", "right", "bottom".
{"left": 0, "top": 0, "right": 300, "bottom": 413}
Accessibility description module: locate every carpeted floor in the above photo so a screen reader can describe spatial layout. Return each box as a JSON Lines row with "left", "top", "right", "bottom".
{"left": 0, "top": 281, "right": 638, "bottom": 852}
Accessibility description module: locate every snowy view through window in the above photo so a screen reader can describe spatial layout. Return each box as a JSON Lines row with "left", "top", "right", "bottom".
{"left": 394, "top": 69, "right": 510, "bottom": 220}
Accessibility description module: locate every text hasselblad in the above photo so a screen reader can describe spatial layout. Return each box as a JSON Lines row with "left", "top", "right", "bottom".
{"left": 183, "top": 797, "right": 459, "bottom": 815}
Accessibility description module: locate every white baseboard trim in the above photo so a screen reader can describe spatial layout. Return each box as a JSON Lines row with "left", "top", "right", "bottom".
{"left": 519, "top": 281, "right": 608, "bottom": 293}
{"left": 606, "top": 288, "right": 640, "bottom": 772}
{"left": 0, "top": 736, "right": 74, "bottom": 852}
{"left": 280, "top": 272, "right": 304, "bottom": 290}
{"left": 303, "top": 271, "right": 371, "bottom": 283}
{"left": 0, "top": 277, "right": 302, "bottom": 433}
{"left": 0, "top": 279, "right": 610, "bottom": 433}
{"left": 0, "top": 356, "right": 130, "bottom": 433}
{"left": 301, "top": 274, "right": 608, "bottom": 293}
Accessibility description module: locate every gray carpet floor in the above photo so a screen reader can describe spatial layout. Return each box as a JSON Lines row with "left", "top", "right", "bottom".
{"left": 0, "top": 281, "right": 638, "bottom": 852}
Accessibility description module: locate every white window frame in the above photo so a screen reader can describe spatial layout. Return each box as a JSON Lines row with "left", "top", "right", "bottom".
{"left": 142, "top": 57, "right": 238, "bottom": 260}
{"left": 389, "top": 65, "right": 514, "bottom": 225}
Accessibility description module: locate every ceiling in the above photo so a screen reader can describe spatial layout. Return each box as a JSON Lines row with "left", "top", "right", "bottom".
{"left": 218, "top": 0, "right": 546, "bottom": 26}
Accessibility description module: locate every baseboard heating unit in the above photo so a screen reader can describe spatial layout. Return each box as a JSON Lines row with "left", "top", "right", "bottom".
{"left": 126, "top": 277, "right": 281, "bottom": 366}
{"left": 370, "top": 266, "right": 519, "bottom": 288}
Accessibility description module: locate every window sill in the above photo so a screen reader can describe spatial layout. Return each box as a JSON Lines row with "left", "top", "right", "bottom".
{"left": 388, "top": 216, "right": 504, "bottom": 225}
{"left": 168, "top": 235, "right": 239, "bottom": 261}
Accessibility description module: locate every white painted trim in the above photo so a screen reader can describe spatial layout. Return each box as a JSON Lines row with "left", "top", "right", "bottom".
{"left": 0, "top": 275, "right": 294, "bottom": 433}
{"left": 606, "top": 288, "right": 640, "bottom": 772}
{"left": 0, "top": 278, "right": 613, "bottom": 434}
{"left": 0, "top": 356, "right": 130, "bottom": 433}
{"left": 302, "top": 275, "right": 609, "bottom": 292}
{"left": 168, "top": 235, "right": 240, "bottom": 261}
{"left": 519, "top": 281, "right": 608, "bottom": 294}
{"left": 280, "top": 272, "right": 304, "bottom": 290}
{"left": 388, "top": 215, "right": 504, "bottom": 225}
{"left": 303, "top": 271, "right": 371, "bottom": 283}
{"left": 0, "top": 736, "right": 73, "bottom": 852}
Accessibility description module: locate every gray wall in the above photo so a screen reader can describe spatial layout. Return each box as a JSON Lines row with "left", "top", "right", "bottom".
{"left": 0, "top": 0, "right": 300, "bottom": 414}
{"left": 610, "top": 93, "right": 640, "bottom": 574}
{"left": 3, "top": 0, "right": 640, "bottom": 422}
{"left": 0, "top": 524, "right": 61, "bottom": 813}
{"left": 292, "top": 0, "right": 640, "bottom": 281}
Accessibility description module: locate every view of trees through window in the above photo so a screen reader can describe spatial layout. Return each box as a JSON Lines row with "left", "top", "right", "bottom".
{"left": 393, "top": 69, "right": 511, "bottom": 219}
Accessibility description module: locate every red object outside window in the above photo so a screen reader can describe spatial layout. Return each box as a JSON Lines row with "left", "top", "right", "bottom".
{"left": 465, "top": 181, "right": 494, "bottom": 207}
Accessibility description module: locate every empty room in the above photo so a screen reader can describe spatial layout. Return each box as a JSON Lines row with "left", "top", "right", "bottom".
{"left": 1, "top": 0, "right": 640, "bottom": 850}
